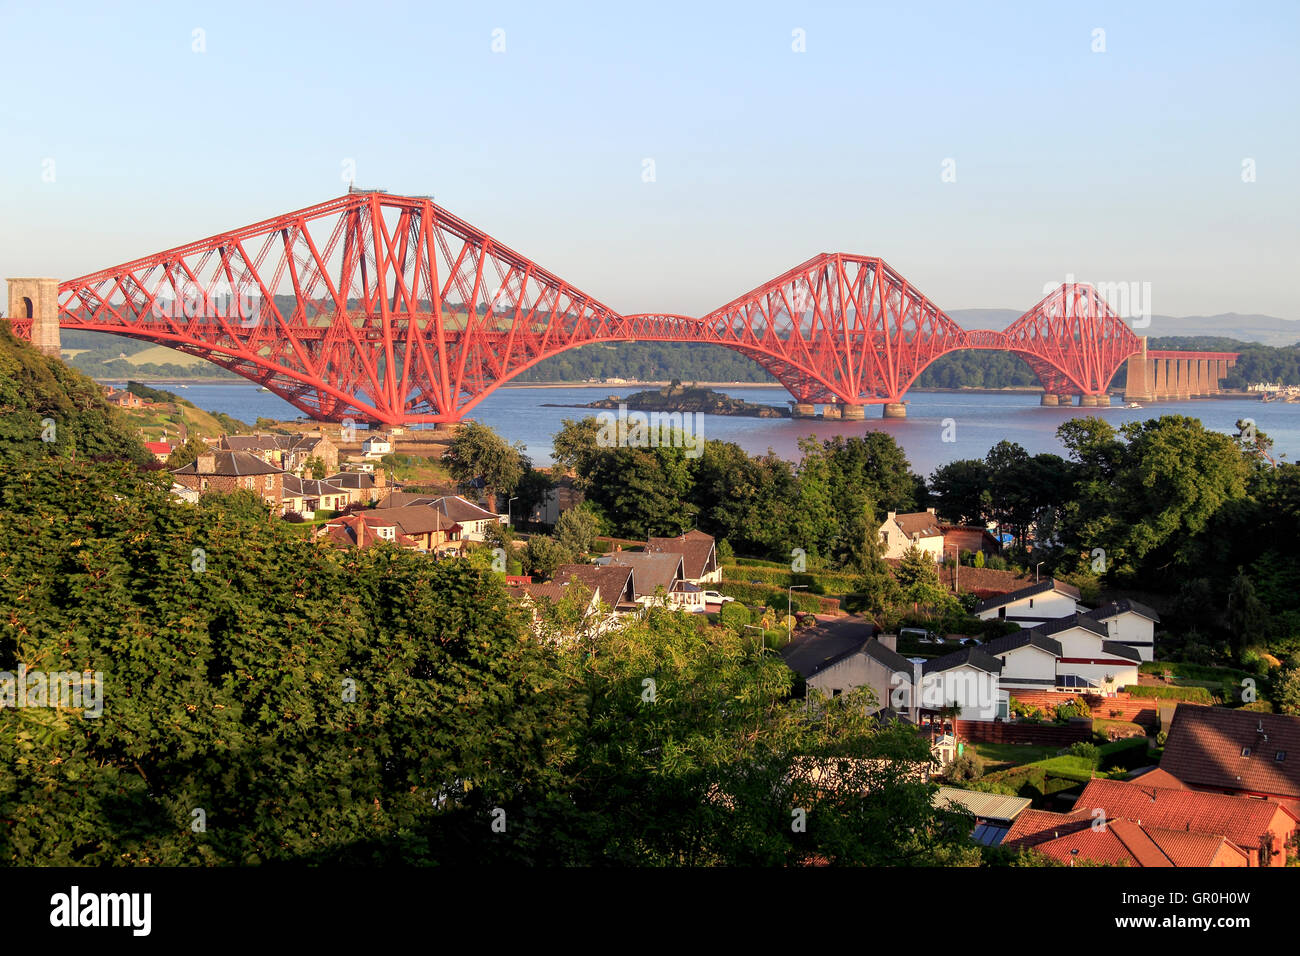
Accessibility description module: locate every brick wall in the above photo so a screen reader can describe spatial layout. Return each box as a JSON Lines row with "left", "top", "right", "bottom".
{"left": 954, "top": 718, "right": 1093, "bottom": 746}
{"left": 1009, "top": 689, "right": 1158, "bottom": 731}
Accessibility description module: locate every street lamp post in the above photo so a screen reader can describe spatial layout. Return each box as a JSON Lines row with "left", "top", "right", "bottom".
{"left": 507, "top": 496, "right": 518, "bottom": 527}
{"left": 788, "top": 584, "right": 808, "bottom": 640}
{"left": 1035, "top": 561, "right": 1045, "bottom": 583}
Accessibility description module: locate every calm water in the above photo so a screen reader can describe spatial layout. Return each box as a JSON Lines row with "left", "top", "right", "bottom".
{"left": 142, "top": 382, "right": 1300, "bottom": 479}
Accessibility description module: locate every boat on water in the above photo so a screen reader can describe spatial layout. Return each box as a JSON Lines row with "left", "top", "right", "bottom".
{"left": 1126, "top": 402, "right": 1142, "bottom": 409}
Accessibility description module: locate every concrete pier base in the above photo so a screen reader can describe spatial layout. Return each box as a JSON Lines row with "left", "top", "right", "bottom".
{"left": 792, "top": 403, "right": 816, "bottom": 418}
{"left": 1095, "top": 394, "right": 1111, "bottom": 406}
{"left": 822, "top": 404, "right": 842, "bottom": 420}
{"left": 882, "top": 402, "right": 907, "bottom": 419}
{"left": 841, "top": 404, "right": 865, "bottom": 420}
{"left": 1040, "top": 393, "right": 1060, "bottom": 406}
{"left": 1079, "top": 395, "right": 1100, "bottom": 407}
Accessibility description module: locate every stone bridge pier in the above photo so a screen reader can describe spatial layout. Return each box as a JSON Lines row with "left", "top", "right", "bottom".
{"left": 1123, "top": 337, "right": 1237, "bottom": 403}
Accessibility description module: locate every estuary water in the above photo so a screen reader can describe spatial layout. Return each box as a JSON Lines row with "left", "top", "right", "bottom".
{"left": 141, "top": 382, "right": 1299, "bottom": 479}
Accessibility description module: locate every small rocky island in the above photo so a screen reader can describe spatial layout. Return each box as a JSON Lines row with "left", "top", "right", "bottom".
{"left": 547, "top": 384, "right": 789, "bottom": 418}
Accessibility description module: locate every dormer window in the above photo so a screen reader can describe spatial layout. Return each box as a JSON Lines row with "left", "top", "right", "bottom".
{"left": 1241, "top": 747, "right": 1252, "bottom": 757}
{"left": 1277, "top": 752, "right": 1287, "bottom": 762}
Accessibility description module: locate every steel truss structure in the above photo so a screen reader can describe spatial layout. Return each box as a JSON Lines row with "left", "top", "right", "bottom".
{"left": 18, "top": 191, "right": 1148, "bottom": 425}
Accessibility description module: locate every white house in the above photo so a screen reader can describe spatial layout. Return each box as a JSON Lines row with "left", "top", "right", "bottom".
{"left": 1083, "top": 599, "right": 1160, "bottom": 662}
{"left": 645, "top": 529, "right": 722, "bottom": 586}
{"left": 982, "top": 630, "right": 1065, "bottom": 693}
{"left": 782, "top": 632, "right": 916, "bottom": 715}
{"left": 918, "top": 648, "right": 1006, "bottom": 721}
{"left": 974, "top": 579, "right": 1087, "bottom": 628}
{"left": 362, "top": 437, "right": 392, "bottom": 458}
{"left": 1032, "top": 615, "right": 1141, "bottom": 694}
{"left": 879, "top": 509, "right": 945, "bottom": 561}
{"left": 603, "top": 552, "right": 705, "bottom": 611}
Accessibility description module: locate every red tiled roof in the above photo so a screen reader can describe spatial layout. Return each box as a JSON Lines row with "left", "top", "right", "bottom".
{"left": 1127, "top": 767, "right": 1187, "bottom": 790}
{"left": 1003, "top": 808, "right": 1093, "bottom": 848}
{"left": 1160, "top": 704, "right": 1300, "bottom": 802}
{"left": 1074, "top": 777, "right": 1297, "bottom": 857}
{"left": 1143, "top": 826, "right": 1248, "bottom": 867}
{"left": 319, "top": 514, "right": 417, "bottom": 549}
{"left": 144, "top": 441, "right": 172, "bottom": 455}
{"left": 646, "top": 529, "right": 717, "bottom": 581}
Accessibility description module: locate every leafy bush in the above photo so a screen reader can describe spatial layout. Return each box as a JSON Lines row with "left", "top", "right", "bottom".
{"left": 718, "top": 602, "right": 751, "bottom": 634}
{"left": 1053, "top": 699, "right": 1091, "bottom": 722}
{"left": 1067, "top": 742, "right": 1101, "bottom": 765}
{"left": 945, "top": 751, "right": 983, "bottom": 784}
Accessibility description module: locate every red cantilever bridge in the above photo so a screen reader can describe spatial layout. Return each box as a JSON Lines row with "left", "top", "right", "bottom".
{"left": 6, "top": 190, "right": 1236, "bottom": 425}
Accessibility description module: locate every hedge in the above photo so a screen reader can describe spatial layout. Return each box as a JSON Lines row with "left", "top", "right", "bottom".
{"left": 1099, "top": 737, "right": 1149, "bottom": 770}
{"left": 1123, "top": 684, "right": 1215, "bottom": 703}
{"left": 716, "top": 581, "right": 832, "bottom": 613}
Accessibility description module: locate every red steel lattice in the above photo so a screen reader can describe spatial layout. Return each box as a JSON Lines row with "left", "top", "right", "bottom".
{"left": 16, "top": 191, "right": 1153, "bottom": 424}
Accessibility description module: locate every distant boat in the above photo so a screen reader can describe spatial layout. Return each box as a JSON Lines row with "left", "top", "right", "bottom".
{"left": 258, "top": 386, "right": 270, "bottom": 392}
{"left": 1126, "top": 402, "right": 1142, "bottom": 409}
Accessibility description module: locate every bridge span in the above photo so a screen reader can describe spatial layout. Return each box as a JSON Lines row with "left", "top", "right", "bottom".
{"left": 5, "top": 190, "right": 1235, "bottom": 425}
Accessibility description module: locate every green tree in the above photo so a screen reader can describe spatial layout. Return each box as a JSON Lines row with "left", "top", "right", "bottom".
{"left": 522, "top": 535, "right": 574, "bottom": 580}
{"left": 165, "top": 431, "right": 211, "bottom": 469}
{"left": 444, "top": 421, "right": 526, "bottom": 505}
{"left": 555, "top": 504, "right": 599, "bottom": 554}
{"left": 896, "top": 545, "right": 941, "bottom": 604}
{"left": 1226, "top": 570, "right": 1269, "bottom": 654}
{"left": 1273, "top": 666, "right": 1300, "bottom": 717}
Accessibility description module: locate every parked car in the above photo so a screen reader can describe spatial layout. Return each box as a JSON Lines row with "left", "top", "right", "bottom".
{"left": 899, "top": 627, "right": 939, "bottom": 644}
{"left": 702, "top": 590, "right": 734, "bottom": 604}
{"left": 956, "top": 637, "right": 982, "bottom": 646}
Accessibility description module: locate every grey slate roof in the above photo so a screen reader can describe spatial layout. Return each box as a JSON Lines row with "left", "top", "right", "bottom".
{"left": 1100, "top": 641, "right": 1143, "bottom": 663}
{"left": 1084, "top": 598, "right": 1162, "bottom": 624}
{"left": 983, "top": 630, "right": 1064, "bottom": 659}
{"left": 1024, "top": 613, "right": 1110, "bottom": 640}
{"left": 922, "top": 647, "right": 1003, "bottom": 675}
{"left": 171, "top": 450, "right": 284, "bottom": 477}
{"left": 973, "top": 578, "right": 1082, "bottom": 614}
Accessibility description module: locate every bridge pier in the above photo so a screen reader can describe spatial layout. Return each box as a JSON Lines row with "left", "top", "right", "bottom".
{"left": 6, "top": 278, "right": 60, "bottom": 356}
{"left": 841, "top": 404, "right": 865, "bottom": 420}
{"left": 882, "top": 402, "right": 907, "bottom": 419}
{"left": 1040, "top": 393, "right": 1060, "bottom": 406}
{"left": 1079, "top": 394, "right": 1099, "bottom": 407}
{"left": 822, "top": 403, "right": 842, "bottom": 420}
{"left": 791, "top": 403, "right": 816, "bottom": 418}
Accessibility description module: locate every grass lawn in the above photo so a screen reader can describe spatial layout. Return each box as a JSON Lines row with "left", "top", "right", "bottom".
{"left": 1092, "top": 718, "right": 1146, "bottom": 738}
{"left": 971, "top": 743, "right": 1060, "bottom": 772}
{"left": 1031, "top": 754, "right": 1104, "bottom": 783}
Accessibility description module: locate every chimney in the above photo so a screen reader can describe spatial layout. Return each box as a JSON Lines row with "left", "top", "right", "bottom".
{"left": 887, "top": 510, "right": 896, "bottom": 522}
{"left": 927, "top": 507, "right": 936, "bottom": 515}
{"left": 197, "top": 453, "right": 216, "bottom": 473}
{"left": 374, "top": 467, "right": 388, "bottom": 490}
{"left": 878, "top": 633, "right": 897, "bottom": 652}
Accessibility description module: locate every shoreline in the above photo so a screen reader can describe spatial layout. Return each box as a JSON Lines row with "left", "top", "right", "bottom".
{"left": 93, "top": 377, "right": 1267, "bottom": 402}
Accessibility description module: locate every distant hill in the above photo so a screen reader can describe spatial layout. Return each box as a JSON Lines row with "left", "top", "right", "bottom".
{"left": 948, "top": 308, "right": 1300, "bottom": 347}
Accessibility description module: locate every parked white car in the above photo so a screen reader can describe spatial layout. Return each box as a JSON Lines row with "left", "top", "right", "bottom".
{"left": 702, "top": 591, "right": 734, "bottom": 604}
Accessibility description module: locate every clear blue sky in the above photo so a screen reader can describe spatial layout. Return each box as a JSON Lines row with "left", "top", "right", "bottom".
{"left": 2, "top": 0, "right": 1297, "bottom": 320}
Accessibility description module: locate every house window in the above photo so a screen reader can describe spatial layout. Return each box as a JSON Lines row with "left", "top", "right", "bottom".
{"left": 998, "top": 607, "right": 1006, "bottom": 620}
{"left": 1241, "top": 747, "right": 1252, "bottom": 757}
{"left": 1277, "top": 751, "right": 1287, "bottom": 762}
{"left": 265, "top": 475, "right": 273, "bottom": 491}
{"left": 831, "top": 689, "right": 842, "bottom": 698}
